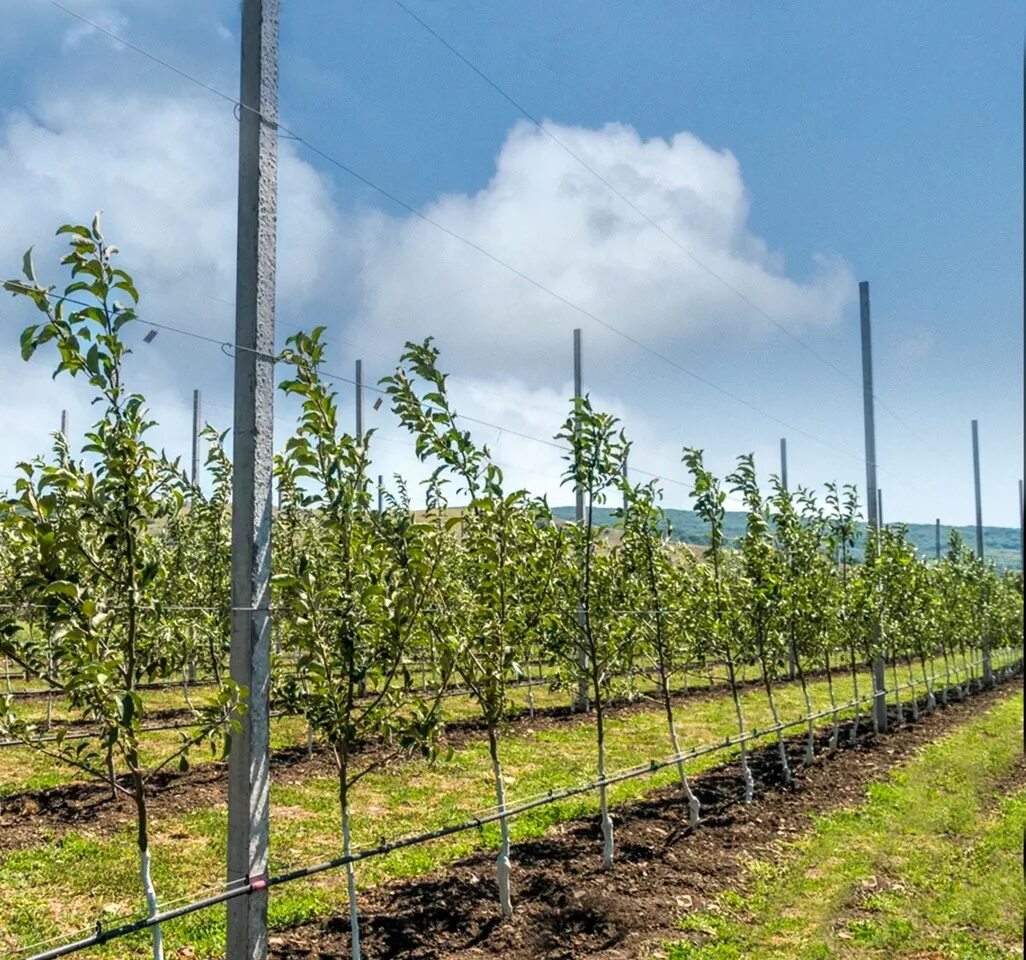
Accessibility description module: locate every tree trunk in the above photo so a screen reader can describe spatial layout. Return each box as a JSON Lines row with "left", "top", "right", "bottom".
{"left": 890, "top": 655, "right": 903, "bottom": 725}
{"left": 339, "top": 775, "right": 362, "bottom": 960}
{"left": 792, "top": 649, "right": 815, "bottom": 765}
{"left": 487, "top": 724, "right": 513, "bottom": 917}
{"left": 904, "top": 653, "right": 919, "bottom": 720}
{"left": 132, "top": 770, "right": 163, "bottom": 960}
{"left": 919, "top": 654, "right": 936, "bottom": 713}
{"left": 594, "top": 688, "right": 614, "bottom": 869}
{"left": 847, "top": 644, "right": 861, "bottom": 744}
{"left": 725, "top": 655, "right": 753, "bottom": 804}
{"left": 824, "top": 648, "right": 839, "bottom": 750}
{"left": 757, "top": 646, "right": 791, "bottom": 785}
{"left": 939, "top": 646, "right": 952, "bottom": 705}
{"left": 659, "top": 666, "right": 699, "bottom": 826}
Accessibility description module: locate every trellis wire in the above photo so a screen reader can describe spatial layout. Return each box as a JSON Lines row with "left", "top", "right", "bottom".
{"left": 11, "top": 650, "right": 1020, "bottom": 960}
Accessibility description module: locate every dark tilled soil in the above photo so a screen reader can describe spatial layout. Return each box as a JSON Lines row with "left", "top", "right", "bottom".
{"left": 0, "top": 673, "right": 765, "bottom": 850}
{"left": 263, "top": 682, "right": 1022, "bottom": 960}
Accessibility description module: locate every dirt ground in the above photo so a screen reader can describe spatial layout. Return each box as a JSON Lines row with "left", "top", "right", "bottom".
{"left": 264, "top": 683, "right": 1022, "bottom": 960}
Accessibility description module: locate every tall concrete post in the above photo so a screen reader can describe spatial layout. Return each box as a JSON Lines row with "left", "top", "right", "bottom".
{"left": 573, "top": 328, "right": 589, "bottom": 712}
{"left": 877, "top": 489, "right": 883, "bottom": 527}
{"left": 971, "top": 421, "right": 984, "bottom": 559}
{"left": 227, "top": 1, "right": 278, "bottom": 956}
{"left": 859, "top": 281, "right": 888, "bottom": 733}
{"left": 1019, "top": 480, "right": 1024, "bottom": 582}
{"left": 621, "top": 452, "right": 628, "bottom": 515}
{"left": 355, "top": 359, "right": 364, "bottom": 440}
{"left": 970, "top": 419, "right": 993, "bottom": 686}
{"left": 188, "top": 389, "right": 203, "bottom": 681}
{"left": 59, "top": 409, "right": 68, "bottom": 439}
{"left": 935, "top": 518, "right": 942, "bottom": 561}
{"left": 780, "top": 436, "right": 797, "bottom": 679}
{"left": 191, "top": 389, "right": 202, "bottom": 488}
{"left": 377, "top": 473, "right": 384, "bottom": 516}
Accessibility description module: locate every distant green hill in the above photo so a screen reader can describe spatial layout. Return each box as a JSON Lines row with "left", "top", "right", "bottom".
{"left": 550, "top": 506, "right": 1023, "bottom": 571}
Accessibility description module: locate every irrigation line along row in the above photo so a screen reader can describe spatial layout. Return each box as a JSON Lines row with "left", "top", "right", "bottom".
{"left": 17, "top": 650, "right": 1021, "bottom": 960}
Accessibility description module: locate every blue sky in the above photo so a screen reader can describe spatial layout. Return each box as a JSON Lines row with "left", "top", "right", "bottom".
{"left": 0, "top": 0, "right": 1022, "bottom": 527}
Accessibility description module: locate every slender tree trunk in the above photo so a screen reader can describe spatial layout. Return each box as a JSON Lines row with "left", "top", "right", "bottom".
{"left": 939, "top": 645, "right": 952, "bottom": 704}
{"left": 107, "top": 750, "right": 118, "bottom": 802}
{"left": 904, "top": 653, "right": 919, "bottom": 720}
{"left": 847, "top": 643, "right": 861, "bottom": 744}
{"left": 725, "top": 654, "right": 753, "bottom": 803}
{"left": 659, "top": 664, "right": 699, "bottom": 826}
{"left": 792, "top": 648, "right": 815, "bottom": 765}
{"left": 757, "top": 643, "right": 791, "bottom": 785}
{"left": 487, "top": 724, "right": 513, "bottom": 917}
{"left": 890, "top": 654, "right": 903, "bottom": 725}
{"left": 207, "top": 623, "right": 221, "bottom": 685}
{"left": 594, "top": 687, "right": 614, "bottom": 869}
{"left": 339, "top": 774, "right": 362, "bottom": 960}
{"left": 824, "top": 648, "right": 839, "bottom": 750}
{"left": 131, "top": 768, "right": 163, "bottom": 960}
{"left": 919, "top": 654, "right": 936, "bottom": 713}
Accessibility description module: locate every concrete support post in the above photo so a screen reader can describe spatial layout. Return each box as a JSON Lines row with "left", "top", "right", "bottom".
{"left": 355, "top": 359, "right": 364, "bottom": 439}
{"left": 226, "top": 2, "right": 278, "bottom": 957}
{"left": 780, "top": 438, "right": 797, "bottom": 679}
{"left": 192, "top": 389, "right": 202, "bottom": 488}
{"left": 1019, "top": 480, "right": 1024, "bottom": 583}
{"left": 859, "top": 281, "right": 888, "bottom": 734}
{"left": 971, "top": 419, "right": 993, "bottom": 687}
{"left": 573, "top": 328, "right": 589, "bottom": 712}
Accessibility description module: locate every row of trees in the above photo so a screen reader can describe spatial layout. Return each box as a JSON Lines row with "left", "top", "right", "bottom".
{"left": 1, "top": 223, "right": 1022, "bottom": 960}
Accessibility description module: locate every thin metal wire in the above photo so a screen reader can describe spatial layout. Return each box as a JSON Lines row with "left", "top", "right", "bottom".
{"left": 11, "top": 651, "right": 1018, "bottom": 960}
{"left": 388, "top": 0, "right": 957, "bottom": 468}
{"left": 37, "top": 2, "right": 928, "bottom": 485}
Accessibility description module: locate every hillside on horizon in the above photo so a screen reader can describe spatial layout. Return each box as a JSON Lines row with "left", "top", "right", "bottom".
{"left": 550, "top": 505, "right": 1023, "bottom": 571}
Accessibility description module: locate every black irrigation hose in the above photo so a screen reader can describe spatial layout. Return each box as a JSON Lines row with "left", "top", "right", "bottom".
{"left": 17, "top": 652, "right": 1022, "bottom": 960}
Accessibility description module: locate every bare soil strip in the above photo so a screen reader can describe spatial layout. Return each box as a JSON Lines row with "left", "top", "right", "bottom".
{"left": 266, "top": 683, "right": 1021, "bottom": 960}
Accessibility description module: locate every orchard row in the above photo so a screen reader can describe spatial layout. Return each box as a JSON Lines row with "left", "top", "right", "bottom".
{"left": 1, "top": 220, "right": 1021, "bottom": 959}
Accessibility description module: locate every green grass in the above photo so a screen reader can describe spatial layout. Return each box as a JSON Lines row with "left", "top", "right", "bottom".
{"left": 0, "top": 651, "right": 1018, "bottom": 958}
{"left": 662, "top": 689, "right": 1025, "bottom": 960}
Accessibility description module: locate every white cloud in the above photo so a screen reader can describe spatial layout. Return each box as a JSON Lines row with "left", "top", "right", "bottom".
{"left": 0, "top": 94, "right": 850, "bottom": 509}
{"left": 350, "top": 120, "right": 854, "bottom": 377}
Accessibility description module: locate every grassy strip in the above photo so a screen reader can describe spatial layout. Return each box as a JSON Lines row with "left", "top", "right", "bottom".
{"left": 663, "top": 689, "right": 1025, "bottom": 960}
{"left": 3, "top": 647, "right": 999, "bottom": 796}
{"left": 0, "top": 654, "right": 1016, "bottom": 957}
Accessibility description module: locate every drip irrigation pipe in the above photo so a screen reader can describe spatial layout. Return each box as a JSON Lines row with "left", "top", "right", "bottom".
{"left": 15, "top": 651, "right": 1021, "bottom": 960}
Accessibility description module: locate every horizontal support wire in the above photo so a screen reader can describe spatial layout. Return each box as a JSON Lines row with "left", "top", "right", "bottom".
{"left": 11, "top": 649, "right": 1020, "bottom": 960}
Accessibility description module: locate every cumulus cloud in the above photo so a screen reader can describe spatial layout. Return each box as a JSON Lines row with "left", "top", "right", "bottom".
{"left": 351, "top": 121, "right": 854, "bottom": 376}
{"left": 0, "top": 90, "right": 850, "bottom": 506}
